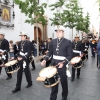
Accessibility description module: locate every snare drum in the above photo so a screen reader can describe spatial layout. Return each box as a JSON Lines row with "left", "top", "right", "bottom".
{"left": 29, "top": 56, "right": 34, "bottom": 63}
{"left": 5, "top": 60, "right": 20, "bottom": 74}
{"left": 81, "top": 54, "right": 87, "bottom": 62}
{"left": 38, "top": 66, "right": 60, "bottom": 88}
{"left": 70, "top": 57, "right": 82, "bottom": 69}
{"left": 0, "top": 56, "right": 4, "bottom": 65}
{"left": 83, "top": 49, "right": 88, "bottom": 59}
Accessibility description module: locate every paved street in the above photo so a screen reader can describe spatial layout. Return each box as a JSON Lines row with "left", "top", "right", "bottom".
{"left": 0, "top": 49, "right": 100, "bottom": 100}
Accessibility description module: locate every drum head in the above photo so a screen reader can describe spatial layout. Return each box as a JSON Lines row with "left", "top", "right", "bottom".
{"left": 71, "top": 57, "right": 81, "bottom": 63}
{"left": 39, "top": 66, "right": 57, "bottom": 78}
{"left": 5, "top": 60, "right": 18, "bottom": 67}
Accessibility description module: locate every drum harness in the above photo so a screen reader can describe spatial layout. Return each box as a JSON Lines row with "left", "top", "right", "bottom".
{"left": 52, "top": 55, "right": 71, "bottom": 77}
{"left": 0, "top": 49, "right": 7, "bottom": 66}
{"left": 19, "top": 51, "right": 28, "bottom": 69}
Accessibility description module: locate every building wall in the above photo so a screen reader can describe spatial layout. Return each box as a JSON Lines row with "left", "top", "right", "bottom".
{"left": 1, "top": 0, "right": 93, "bottom": 43}
{"left": 39, "top": 0, "right": 82, "bottom": 41}
{"left": 0, "top": 4, "right": 34, "bottom": 43}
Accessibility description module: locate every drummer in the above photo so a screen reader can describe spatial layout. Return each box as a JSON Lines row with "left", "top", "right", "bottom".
{"left": 41, "top": 25, "right": 72, "bottom": 100}
{"left": 27, "top": 36, "right": 36, "bottom": 70}
{"left": 12, "top": 31, "right": 32, "bottom": 93}
{"left": 71, "top": 34, "right": 85, "bottom": 81}
{"left": 0, "top": 32, "right": 12, "bottom": 80}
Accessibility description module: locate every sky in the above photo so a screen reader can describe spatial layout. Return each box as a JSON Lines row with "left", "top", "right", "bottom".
{"left": 79, "top": 0, "right": 99, "bottom": 32}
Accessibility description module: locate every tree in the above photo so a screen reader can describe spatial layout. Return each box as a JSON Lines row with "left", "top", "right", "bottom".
{"left": 14, "top": 0, "right": 47, "bottom": 57}
{"left": 49, "top": 0, "right": 81, "bottom": 39}
{"left": 83, "top": 12, "right": 90, "bottom": 33}
{"left": 96, "top": 0, "right": 100, "bottom": 12}
{"left": 49, "top": 0, "right": 65, "bottom": 26}
{"left": 64, "top": 0, "right": 80, "bottom": 39}
{"left": 75, "top": 8, "right": 84, "bottom": 33}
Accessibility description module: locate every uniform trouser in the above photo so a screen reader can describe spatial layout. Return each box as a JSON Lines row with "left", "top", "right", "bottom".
{"left": 16, "top": 61, "right": 32, "bottom": 89}
{"left": 71, "top": 67, "right": 81, "bottom": 79}
{"left": 31, "top": 60, "right": 35, "bottom": 69}
{"left": 50, "top": 69, "right": 68, "bottom": 100}
{"left": 46, "top": 60, "right": 51, "bottom": 67}
{"left": 0, "top": 59, "right": 12, "bottom": 77}
{"left": 98, "top": 54, "right": 100, "bottom": 63}
{"left": 91, "top": 48, "right": 95, "bottom": 57}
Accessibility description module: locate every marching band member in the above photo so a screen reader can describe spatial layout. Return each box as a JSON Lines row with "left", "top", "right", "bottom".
{"left": 90, "top": 38, "right": 97, "bottom": 57}
{"left": 97, "top": 36, "right": 100, "bottom": 69}
{"left": 41, "top": 25, "right": 72, "bottom": 100}
{"left": 0, "top": 32, "right": 12, "bottom": 80}
{"left": 27, "top": 36, "right": 36, "bottom": 70}
{"left": 12, "top": 32, "right": 32, "bottom": 93}
{"left": 84, "top": 39, "right": 89, "bottom": 59}
{"left": 45, "top": 38, "right": 52, "bottom": 67}
{"left": 71, "top": 34, "right": 85, "bottom": 81}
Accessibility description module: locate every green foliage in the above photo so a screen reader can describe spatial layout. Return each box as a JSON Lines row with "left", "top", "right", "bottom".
{"left": 96, "top": 0, "right": 100, "bottom": 12}
{"left": 49, "top": 0, "right": 81, "bottom": 29}
{"left": 84, "top": 12, "right": 90, "bottom": 33}
{"left": 49, "top": 0, "right": 90, "bottom": 33}
{"left": 14, "top": 0, "right": 47, "bottom": 25}
{"left": 49, "top": 0, "right": 65, "bottom": 10}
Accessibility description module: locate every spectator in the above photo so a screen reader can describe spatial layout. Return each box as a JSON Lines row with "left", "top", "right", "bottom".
{"left": 9, "top": 40, "right": 14, "bottom": 59}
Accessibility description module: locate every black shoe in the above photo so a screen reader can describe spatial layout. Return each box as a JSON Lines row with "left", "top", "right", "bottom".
{"left": 26, "top": 84, "right": 32, "bottom": 88}
{"left": 12, "top": 88, "right": 21, "bottom": 93}
{"left": 77, "top": 76, "right": 80, "bottom": 79}
{"left": 32, "top": 68, "right": 35, "bottom": 70}
{"left": 97, "top": 66, "right": 100, "bottom": 70}
{"left": 61, "top": 97, "right": 67, "bottom": 100}
{"left": 6, "top": 76, "right": 12, "bottom": 80}
{"left": 71, "top": 78, "right": 74, "bottom": 81}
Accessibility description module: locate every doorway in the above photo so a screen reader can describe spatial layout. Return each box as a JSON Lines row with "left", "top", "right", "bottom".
{"left": 34, "top": 27, "right": 42, "bottom": 43}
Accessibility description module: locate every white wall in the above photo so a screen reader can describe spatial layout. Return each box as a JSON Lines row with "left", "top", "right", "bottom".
{"left": 79, "top": 0, "right": 99, "bottom": 34}
{"left": 2, "top": 0, "right": 97, "bottom": 43}
{"left": 0, "top": 4, "right": 34, "bottom": 43}
{"left": 39, "top": 0, "right": 84, "bottom": 41}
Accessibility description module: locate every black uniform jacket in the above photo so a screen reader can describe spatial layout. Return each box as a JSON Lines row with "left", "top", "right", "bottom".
{"left": 15, "top": 41, "right": 31, "bottom": 62}
{"left": 0, "top": 38, "right": 9, "bottom": 53}
{"left": 72, "top": 41, "right": 85, "bottom": 57}
{"left": 44, "top": 38, "right": 73, "bottom": 67}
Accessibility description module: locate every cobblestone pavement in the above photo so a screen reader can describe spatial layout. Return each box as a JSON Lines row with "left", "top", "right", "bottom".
{"left": 0, "top": 49, "right": 100, "bottom": 100}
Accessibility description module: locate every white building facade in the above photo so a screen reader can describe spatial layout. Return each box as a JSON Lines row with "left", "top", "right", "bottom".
{"left": 0, "top": 0, "right": 99, "bottom": 43}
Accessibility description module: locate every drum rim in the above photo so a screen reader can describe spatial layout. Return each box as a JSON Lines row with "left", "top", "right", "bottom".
{"left": 44, "top": 79, "right": 60, "bottom": 88}
{"left": 70, "top": 56, "right": 81, "bottom": 63}
{"left": 39, "top": 66, "right": 57, "bottom": 78}
{"left": 5, "top": 60, "right": 18, "bottom": 67}
{"left": 7, "top": 67, "right": 20, "bottom": 74}
{"left": 72, "top": 62, "right": 83, "bottom": 69}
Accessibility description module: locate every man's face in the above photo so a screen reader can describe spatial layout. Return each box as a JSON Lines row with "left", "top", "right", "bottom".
{"left": 0, "top": 34, "right": 4, "bottom": 39}
{"left": 47, "top": 38, "right": 50, "bottom": 42}
{"left": 56, "top": 30, "right": 64, "bottom": 38}
{"left": 21, "top": 35, "right": 26, "bottom": 41}
{"left": 75, "top": 37, "right": 79, "bottom": 41}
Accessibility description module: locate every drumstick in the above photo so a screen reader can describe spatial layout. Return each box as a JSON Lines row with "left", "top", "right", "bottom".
{"left": 48, "top": 61, "right": 65, "bottom": 71}
{"left": 55, "top": 61, "right": 65, "bottom": 67}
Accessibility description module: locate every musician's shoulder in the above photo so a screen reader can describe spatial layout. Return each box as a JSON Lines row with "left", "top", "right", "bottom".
{"left": 64, "top": 38, "right": 72, "bottom": 43}
{"left": 3, "top": 38, "right": 8, "bottom": 42}
{"left": 51, "top": 38, "right": 57, "bottom": 43}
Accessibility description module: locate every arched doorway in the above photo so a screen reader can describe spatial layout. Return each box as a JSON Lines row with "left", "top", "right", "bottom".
{"left": 34, "top": 27, "right": 42, "bottom": 43}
